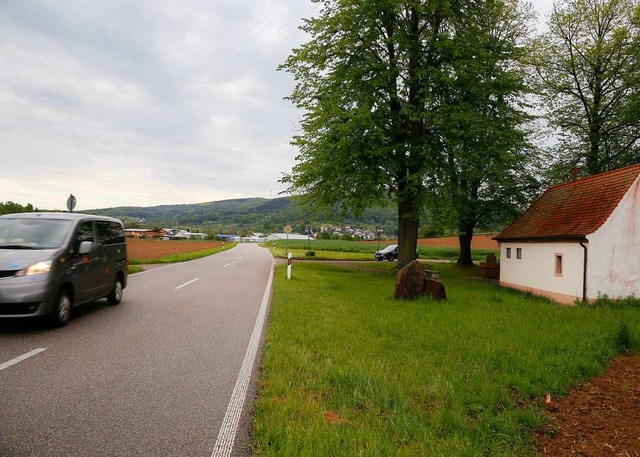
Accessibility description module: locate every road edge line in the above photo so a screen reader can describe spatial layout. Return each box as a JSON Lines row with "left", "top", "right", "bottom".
{"left": 211, "top": 258, "right": 274, "bottom": 457}
{"left": 174, "top": 277, "right": 200, "bottom": 290}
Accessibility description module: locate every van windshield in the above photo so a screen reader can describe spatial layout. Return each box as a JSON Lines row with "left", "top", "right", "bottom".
{"left": 0, "top": 218, "right": 73, "bottom": 250}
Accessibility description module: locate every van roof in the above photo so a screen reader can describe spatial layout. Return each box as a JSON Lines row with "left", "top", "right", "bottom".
{"left": 0, "top": 212, "right": 123, "bottom": 224}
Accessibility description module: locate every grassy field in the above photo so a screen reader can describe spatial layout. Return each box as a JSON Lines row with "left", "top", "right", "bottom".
{"left": 253, "top": 262, "right": 640, "bottom": 456}
{"left": 265, "top": 239, "right": 497, "bottom": 262}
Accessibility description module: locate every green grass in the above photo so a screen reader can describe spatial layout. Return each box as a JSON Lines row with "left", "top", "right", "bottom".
{"left": 253, "top": 262, "right": 640, "bottom": 456}
{"left": 266, "top": 245, "right": 376, "bottom": 261}
{"left": 264, "top": 239, "right": 496, "bottom": 262}
{"left": 127, "top": 265, "right": 145, "bottom": 275}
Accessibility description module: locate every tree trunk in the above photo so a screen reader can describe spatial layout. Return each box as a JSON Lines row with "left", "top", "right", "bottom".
{"left": 394, "top": 5, "right": 424, "bottom": 270}
{"left": 587, "top": 108, "right": 602, "bottom": 175}
{"left": 456, "top": 223, "right": 474, "bottom": 267}
{"left": 397, "top": 197, "right": 419, "bottom": 268}
{"left": 587, "top": 61, "right": 603, "bottom": 175}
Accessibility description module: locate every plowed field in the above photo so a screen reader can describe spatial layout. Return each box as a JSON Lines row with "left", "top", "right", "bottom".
{"left": 536, "top": 352, "right": 640, "bottom": 456}
{"left": 126, "top": 238, "right": 224, "bottom": 260}
{"left": 417, "top": 234, "right": 498, "bottom": 250}
{"left": 127, "top": 235, "right": 499, "bottom": 261}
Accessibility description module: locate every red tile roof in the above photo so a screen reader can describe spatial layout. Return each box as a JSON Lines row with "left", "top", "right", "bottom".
{"left": 495, "top": 164, "right": 640, "bottom": 241}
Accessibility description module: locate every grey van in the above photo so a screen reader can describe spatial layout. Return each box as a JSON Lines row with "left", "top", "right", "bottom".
{"left": 0, "top": 212, "right": 128, "bottom": 326}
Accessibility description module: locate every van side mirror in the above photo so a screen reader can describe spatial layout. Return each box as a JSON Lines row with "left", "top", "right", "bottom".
{"left": 78, "top": 241, "right": 94, "bottom": 255}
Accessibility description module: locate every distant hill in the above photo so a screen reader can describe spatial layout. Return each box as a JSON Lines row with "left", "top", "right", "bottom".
{"left": 89, "top": 197, "right": 399, "bottom": 234}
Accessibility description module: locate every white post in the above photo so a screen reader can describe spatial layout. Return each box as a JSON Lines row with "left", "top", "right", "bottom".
{"left": 287, "top": 252, "right": 292, "bottom": 279}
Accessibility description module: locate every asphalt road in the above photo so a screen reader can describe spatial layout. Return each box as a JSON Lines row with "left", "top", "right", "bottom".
{"left": 0, "top": 244, "right": 274, "bottom": 457}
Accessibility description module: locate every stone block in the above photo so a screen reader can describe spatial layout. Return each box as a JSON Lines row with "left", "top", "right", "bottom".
{"left": 394, "top": 260, "right": 425, "bottom": 299}
{"left": 424, "top": 279, "right": 446, "bottom": 300}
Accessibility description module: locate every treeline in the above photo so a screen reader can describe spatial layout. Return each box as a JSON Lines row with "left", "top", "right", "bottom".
{"left": 89, "top": 197, "right": 401, "bottom": 235}
{"left": 0, "top": 201, "right": 38, "bottom": 215}
{"left": 2, "top": 197, "right": 499, "bottom": 237}
{"left": 0, "top": 197, "right": 400, "bottom": 234}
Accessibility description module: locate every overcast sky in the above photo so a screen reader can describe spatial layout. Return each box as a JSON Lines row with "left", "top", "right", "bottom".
{"left": 1, "top": 0, "right": 554, "bottom": 211}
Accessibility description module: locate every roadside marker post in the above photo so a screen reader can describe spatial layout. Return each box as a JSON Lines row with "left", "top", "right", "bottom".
{"left": 287, "top": 252, "right": 292, "bottom": 279}
{"left": 284, "top": 225, "right": 292, "bottom": 255}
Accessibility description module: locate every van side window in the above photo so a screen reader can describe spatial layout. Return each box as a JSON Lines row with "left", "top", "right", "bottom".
{"left": 97, "top": 221, "right": 125, "bottom": 245}
{"left": 75, "top": 221, "right": 94, "bottom": 251}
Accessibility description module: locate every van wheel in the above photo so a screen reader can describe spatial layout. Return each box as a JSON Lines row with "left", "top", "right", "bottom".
{"left": 107, "top": 277, "right": 123, "bottom": 305}
{"left": 51, "top": 289, "right": 72, "bottom": 327}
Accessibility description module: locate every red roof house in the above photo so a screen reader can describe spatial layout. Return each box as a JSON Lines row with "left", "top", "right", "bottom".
{"left": 495, "top": 164, "right": 640, "bottom": 304}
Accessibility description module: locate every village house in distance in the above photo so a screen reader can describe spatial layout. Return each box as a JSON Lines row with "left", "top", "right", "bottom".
{"left": 495, "top": 164, "right": 640, "bottom": 304}
{"left": 123, "top": 228, "right": 207, "bottom": 240}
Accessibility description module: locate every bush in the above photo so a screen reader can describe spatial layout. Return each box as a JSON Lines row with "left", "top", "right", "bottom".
{"left": 614, "top": 321, "right": 632, "bottom": 353}
{"left": 419, "top": 225, "right": 446, "bottom": 238}
{"left": 305, "top": 250, "right": 316, "bottom": 257}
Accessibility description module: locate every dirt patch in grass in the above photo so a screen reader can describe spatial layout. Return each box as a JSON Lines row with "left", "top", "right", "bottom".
{"left": 417, "top": 234, "right": 498, "bottom": 250}
{"left": 536, "top": 351, "right": 640, "bottom": 456}
{"left": 126, "top": 238, "right": 224, "bottom": 260}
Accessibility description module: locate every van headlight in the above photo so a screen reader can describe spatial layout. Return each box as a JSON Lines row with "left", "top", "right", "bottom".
{"left": 16, "top": 260, "right": 53, "bottom": 277}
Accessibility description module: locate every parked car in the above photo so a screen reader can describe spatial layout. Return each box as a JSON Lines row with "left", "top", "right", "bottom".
{"left": 0, "top": 212, "right": 128, "bottom": 326}
{"left": 375, "top": 244, "right": 398, "bottom": 261}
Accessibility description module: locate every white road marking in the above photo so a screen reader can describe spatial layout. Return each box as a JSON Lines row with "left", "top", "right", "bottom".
{"left": 238, "top": 256, "right": 243, "bottom": 260}
{"left": 0, "top": 348, "right": 47, "bottom": 372}
{"left": 211, "top": 259, "right": 274, "bottom": 457}
{"left": 174, "top": 278, "right": 200, "bottom": 290}
{"left": 223, "top": 263, "right": 231, "bottom": 268}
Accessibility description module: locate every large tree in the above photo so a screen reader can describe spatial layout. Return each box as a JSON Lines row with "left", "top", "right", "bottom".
{"left": 281, "top": 0, "right": 536, "bottom": 267}
{"left": 434, "top": 0, "right": 538, "bottom": 265}
{"left": 532, "top": 0, "right": 640, "bottom": 176}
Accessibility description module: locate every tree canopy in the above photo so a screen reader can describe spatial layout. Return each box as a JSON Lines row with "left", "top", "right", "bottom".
{"left": 0, "top": 201, "right": 36, "bottom": 215}
{"left": 433, "top": 0, "right": 538, "bottom": 265}
{"left": 281, "top": 0, "right": 537, "bottom": 266}
{"left": 532, "top": 0, "right": 640, "bottom": 177}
